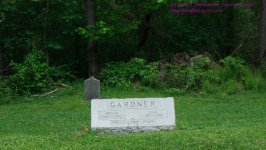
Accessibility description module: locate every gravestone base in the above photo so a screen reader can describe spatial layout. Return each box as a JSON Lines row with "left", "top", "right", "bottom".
{"left": 92, "top": 126, "right": 175, "bottom": 133}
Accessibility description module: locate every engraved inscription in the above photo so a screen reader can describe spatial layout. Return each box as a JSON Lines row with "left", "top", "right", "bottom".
{"left": 143, "top": 119, "right": 155, "bottom": 124}
{"left": 98, "top": 111, "right": 126, "bottom": 120}
{"left": 109, "top": 119, "right": 155, "bottom": 125}
{"left": 110, "top": 120, "right": 127, "bottom": 125}
{"left": 143, "top": 110, "right": 168, "bottom": 119}
{"left": 108, "top": 100, "right": 157, "bottom": 109}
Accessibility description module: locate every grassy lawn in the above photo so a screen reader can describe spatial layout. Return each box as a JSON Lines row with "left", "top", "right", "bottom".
{"left": 0, "top": 83, "right": 265, "bottom": 149}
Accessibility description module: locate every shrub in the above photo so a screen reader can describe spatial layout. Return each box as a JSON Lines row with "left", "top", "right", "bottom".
{"left": 100, "top": 58, "right": 160, "bottom": 88}
{"left": 243, "top": 71, "right": 263, "bottom": 90}
{"left": 100, "top": 56, "right": 264, "bottom": 94}
{"left": 222, "top": 79, "right": 244, "bottom": 95}
{"left": 261, "top": 60, "right": 266, "bottom": 78}
{"left": 164, "top": 62, "right": 214, "bottom": 91}
{"left": 0, "top": 77, "right": 13, "bottom": 97}
{"left": 220, "top": 56, "right": 250, "bottom": 82}
{"left": 201, "top": 66, "right": 222, "bottom": 94}
{"left": 192, "top": 55, "right": 212, "bottom": 70}
{"left": 100, "top": 62, "right": 131, "bottom": 88}
{"left": 164, "top": 56, "right": 263, "bottom": 94}
{"left": 164, "top": 65, "right": 199, "bottom": 91}
{"left": 7, "top": 50, "right": 74, "bottom": 95}
{"left": 8, "top": 50, "right": 53, "bottom": 95}
{"left": 220, "top": 56, "right": 263, "bottom": 90}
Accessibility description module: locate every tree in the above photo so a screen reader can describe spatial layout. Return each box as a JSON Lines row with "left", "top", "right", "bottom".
{"left": 84, "top": 0, "right": 98, "bottom": 77}
{"left": 0, "top": 44, "right": 3, "bottom": 76}
{"left": 43, "top": 0, "right": 50, "bottom": 65}
{"left": 259, "top": 0, "right": 266, "bottom": 64}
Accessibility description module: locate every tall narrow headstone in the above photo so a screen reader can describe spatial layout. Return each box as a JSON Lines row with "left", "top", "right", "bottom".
{"left": 84, "top": 76, "right": 100, "bottom": 100}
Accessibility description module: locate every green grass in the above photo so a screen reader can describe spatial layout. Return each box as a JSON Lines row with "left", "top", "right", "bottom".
{"left": 0, "top": 83, "right": 266, "bottom": 149}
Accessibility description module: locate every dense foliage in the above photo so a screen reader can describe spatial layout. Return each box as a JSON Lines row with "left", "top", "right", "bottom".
{"left": 8, "top": 50, "right": 53, "bottom": 95}
{"left": 0, "top": 50, "right": 75, "bottom": 96}
{"left": 0, "top": 0, "right": 265, "bottom": 97}
{"left": 100, "top": 57, "right": 264, "bottom": 95}
{"left": 100, "top": 58, "right": 160, "bottom": 88}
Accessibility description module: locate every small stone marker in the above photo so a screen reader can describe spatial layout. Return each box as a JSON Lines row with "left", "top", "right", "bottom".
{"left": 84, "top": 76, "right": 100, "bottom": 100}
{"left": 91, "top": 97, "right": 176, "bottom": 132}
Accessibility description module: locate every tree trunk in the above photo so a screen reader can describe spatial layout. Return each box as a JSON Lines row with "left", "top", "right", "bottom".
{"left": 43, "top": 0, "right": 50, "bottom": 65}
{"left": 224, "top": 7, "right": 235, "bottom": 57}
{"left": 85, "top": 0, "right": 98, "bottom": 77}
{"left": 0, "top": 44, "right": 3, "bottom": 76}
{"left": 259, "top": 0, "right": 266, "bottom": 64}
{"left": 138, "top": 13, "right": 152, "bottom": 47}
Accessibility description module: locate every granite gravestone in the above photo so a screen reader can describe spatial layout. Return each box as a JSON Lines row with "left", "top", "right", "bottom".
{"left": 91, "top": 97, "right": 176, "bottom": 132}
{"left": 84, "top": 76, "right": 100, "bottom": 100}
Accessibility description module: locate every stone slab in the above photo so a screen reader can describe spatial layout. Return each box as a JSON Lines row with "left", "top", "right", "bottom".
{"left": 91, "top": 97, "right": 176, "bottom": 132}
{"left": 84, "top": 76, "right": 100, "bottom": 100}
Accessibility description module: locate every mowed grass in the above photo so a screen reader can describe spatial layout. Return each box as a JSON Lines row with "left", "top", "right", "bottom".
{"left": 0, "top": 83, "right": 265, "bottom": 149}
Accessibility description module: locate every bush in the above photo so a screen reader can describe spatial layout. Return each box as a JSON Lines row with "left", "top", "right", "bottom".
{"left": 100, "top": 56, "right": 264, "bottom": 95}
{"left": 261, "top": 60, "right": 266, "bottom": 78}
{"left": 100, "top": 58, "right": 160, "bottom": 88}
{"left": 0, "top": 77, "right": 13, "bottom": 97}
{"left": 220, "top": 56, "right": 263, "bottom": 90}
{"left": 164, "top": 58, "right": 215, "bottom": 92}
{"left": 220, "top": 56, "right": 249, "bottom": 82}
{"left": 164, "top": 64, "right": 200, "bottom": 91}
{"left": 100, "top": 62, "right": 131, "bottom": 88}
{"left": 8, "top": 50, "right": 53, "bottom": 95}
{"left": 192, "top": 55, "right": 212, "bottom": 70}
{"left": 243, "top": 71, "right": 263, "bottom": 90}
{"left": 222, "top": 79, "right": 244, "bottom": 95}
{"left": 7, "top": 50, "right": 74, "bottom": 95}
{"left": 164, "top": 56, "right": 263, "bottom": 94}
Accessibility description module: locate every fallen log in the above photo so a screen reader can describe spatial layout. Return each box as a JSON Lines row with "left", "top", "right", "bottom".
{"left": 33, "top": 83, "right": 69, "bottom": 97}
{"left": 40, "top": 88, "right": 59, "bottom": 97}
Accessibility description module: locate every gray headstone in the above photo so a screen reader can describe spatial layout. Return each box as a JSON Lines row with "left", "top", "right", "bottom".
{"left": 84, "top": 76, "right": 100, "bottom": 100}
{"left": 91, "top": 97, "right": 176, "bottom": 133}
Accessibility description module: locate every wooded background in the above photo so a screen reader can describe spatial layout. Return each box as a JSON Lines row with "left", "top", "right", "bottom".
{"left": 0, "top": 0, "right": 264, "bottom": 78}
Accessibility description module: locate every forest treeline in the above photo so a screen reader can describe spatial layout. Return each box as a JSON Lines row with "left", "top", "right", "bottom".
{"left": 0, "top": 0, "right": 265, "bottom": 98}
